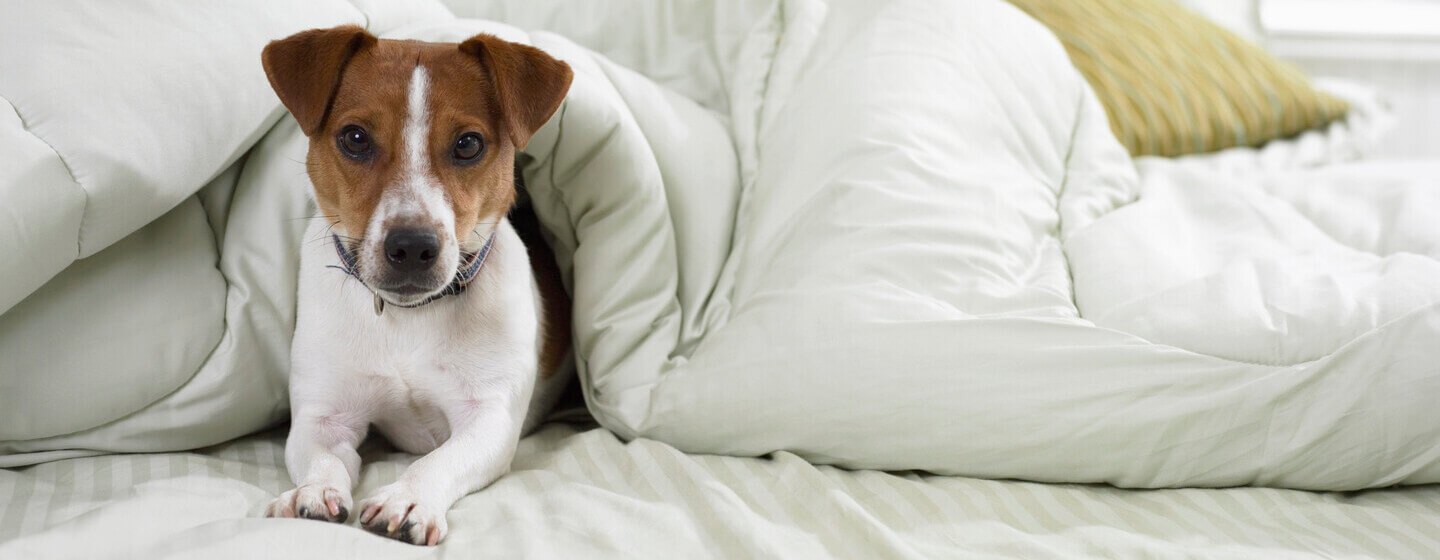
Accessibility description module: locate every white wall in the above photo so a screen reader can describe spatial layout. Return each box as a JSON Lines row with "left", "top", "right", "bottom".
{"left": 1176, "top": 0, "right": 1440, "bottom": 158}
{"left": 1261, "top": 0, "right": 1440, "bottom": 158}
{"left": 1288, "top": 58, "right": 1440, "bottom": 158}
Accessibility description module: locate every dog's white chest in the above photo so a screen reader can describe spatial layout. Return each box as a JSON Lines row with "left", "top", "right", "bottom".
{"left": 366, "top": 370, "right": 454, "bottom": 455}
{"left": 291, "top": 219, "right": 540, "bottom": 456}
{"left": 312, "top": 305, "right": 499, "bottom": 454}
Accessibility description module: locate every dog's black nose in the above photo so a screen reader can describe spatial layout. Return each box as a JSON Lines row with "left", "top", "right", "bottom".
{"left": 384, "top": 228, "right": 440, "bottom": 272}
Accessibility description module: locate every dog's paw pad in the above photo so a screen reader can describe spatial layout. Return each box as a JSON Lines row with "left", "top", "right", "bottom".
{"left": 357, "top": 485, "right": 447, "bottom": 546}
{"left": 265, "top": 484, "right": 351, "bottom": 523}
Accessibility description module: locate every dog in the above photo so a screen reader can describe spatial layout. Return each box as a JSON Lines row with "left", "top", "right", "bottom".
{"left": 259, "top": 25, "right": 574, "bottom": 546}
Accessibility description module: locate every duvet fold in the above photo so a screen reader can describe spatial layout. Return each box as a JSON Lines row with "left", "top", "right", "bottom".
{"left": 2, "top": 0, "right": 1437, "bottom": 491}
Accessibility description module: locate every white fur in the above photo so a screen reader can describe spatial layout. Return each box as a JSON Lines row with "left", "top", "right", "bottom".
{"left": 265, "top": 63, "right": 570, "bottom": 546}
{"left": 360, "top": 65, "right": 460, "bottom": 305}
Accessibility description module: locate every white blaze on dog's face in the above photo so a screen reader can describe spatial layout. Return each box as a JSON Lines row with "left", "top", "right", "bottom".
{"left": 262, "top": 27, "right": 573, "bottom": 305}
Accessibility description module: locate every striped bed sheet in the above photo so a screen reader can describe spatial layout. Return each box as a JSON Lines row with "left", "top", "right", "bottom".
{"left": 2, "top": 422, "right": 1438, "bottom": 559}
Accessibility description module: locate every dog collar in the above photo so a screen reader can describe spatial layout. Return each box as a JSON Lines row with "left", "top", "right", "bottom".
{"left": 328, "top": 231, "right": 497, "bottom": 316}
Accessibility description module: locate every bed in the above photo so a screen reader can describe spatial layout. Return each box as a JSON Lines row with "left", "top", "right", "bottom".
{"left": 3, "top": 0, "right": 1437, "bottom": 557}
{"left": 5, "top": 418, "right": 1440, "bottom": 558}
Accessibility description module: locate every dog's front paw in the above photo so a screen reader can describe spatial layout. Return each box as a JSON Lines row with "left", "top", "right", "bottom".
{"left": 357, "top": 483, "right": 448, "bottom": 546}
{"left": 265, "top": 484, "right": 352, "bottom": 523}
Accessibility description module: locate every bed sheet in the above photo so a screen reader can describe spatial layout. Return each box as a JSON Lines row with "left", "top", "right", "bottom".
{"left": 3, "top": 420, "right": 1437, "bottom": 559}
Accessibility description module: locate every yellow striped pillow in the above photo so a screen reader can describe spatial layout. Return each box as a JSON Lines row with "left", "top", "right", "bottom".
{"left": 1007, "top": 0, "right": 1349, "bottom": 157}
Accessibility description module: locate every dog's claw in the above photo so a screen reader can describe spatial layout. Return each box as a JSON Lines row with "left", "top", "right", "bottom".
{"left": 325, "top": 492, "right": 345, "bottom": 517}
{"left": 357, "top": 484, "right": 447, "bottom": 546}
{"left": 265, "top": 484, "right": 351, "bottom": 523}
{"left": 359, "top": 503, "right": 380, "bottom": 525}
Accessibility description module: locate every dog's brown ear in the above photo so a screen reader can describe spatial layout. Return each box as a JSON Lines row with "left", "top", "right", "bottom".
{"left": 459, "top": 34, "right": 573, "bottom": 150}
{"left": 262, "top": 25, "right": 376, "bottom": 136}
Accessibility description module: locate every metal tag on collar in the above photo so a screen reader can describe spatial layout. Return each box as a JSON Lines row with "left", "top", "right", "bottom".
{"left": 374, "top": 293, "right": 385, "bottom": 316}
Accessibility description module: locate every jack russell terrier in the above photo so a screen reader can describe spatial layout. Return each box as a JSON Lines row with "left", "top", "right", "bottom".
{"left": 259, "top": 26, "right": 574, "bottom": 546}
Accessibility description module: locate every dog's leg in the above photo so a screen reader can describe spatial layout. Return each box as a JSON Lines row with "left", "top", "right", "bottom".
{"left": 357, "top": 386, "right": 528, "bottom": 546}
{"left": 265, "top": 408, "right": 367, "bottom": 523}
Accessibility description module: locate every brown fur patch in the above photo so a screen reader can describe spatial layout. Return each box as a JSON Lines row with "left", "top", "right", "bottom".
{"left": 263, "top": 27, "right": 574, "bottom": 374}
{"left": 459, "top": 35, "right": 575, "bottom": 150}
{"left": 263, "top": 30, "right": 571, "bottom": 246}
{"left": 510, "top": 208, "right": 572, "bottom": 379}
{"left": 261, "top": 26, "right": 375, "bottom": 137}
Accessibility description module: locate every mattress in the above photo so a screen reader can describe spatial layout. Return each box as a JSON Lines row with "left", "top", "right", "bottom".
{"left": 3, "top": 418, "right": 1438, "bottom": 559}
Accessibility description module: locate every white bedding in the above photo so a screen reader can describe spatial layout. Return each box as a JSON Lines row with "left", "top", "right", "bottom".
{"left": 4, "top": 420, "right": 1440, "bottom": 559}
{"left": 3, "top": 0, "right": 1440, "bottom": 556}
{"left": 504, "top": 0, "right": 1440, "bottom": 490}
{"left": 2, "top": 0, "right": 1437, "bottom": 496}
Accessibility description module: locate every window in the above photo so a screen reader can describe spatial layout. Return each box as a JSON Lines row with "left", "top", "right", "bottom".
{"left": 1261, "top": 0, "right": 1440, "bottom": 38}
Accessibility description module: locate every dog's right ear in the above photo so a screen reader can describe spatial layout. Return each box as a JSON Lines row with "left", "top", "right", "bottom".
{"left": 262, "top": 25, "right": 376, "bottom": 136}
{"left": 458, "top": 34, "right": 573, "bottom": 150}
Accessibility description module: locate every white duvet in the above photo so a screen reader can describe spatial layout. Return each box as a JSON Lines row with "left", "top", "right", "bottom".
{"left": 2, "top": 0, "right": 1436, "bottom": 491}
{"left": 506, "top": 0, "right": 1440, "bottom": 490}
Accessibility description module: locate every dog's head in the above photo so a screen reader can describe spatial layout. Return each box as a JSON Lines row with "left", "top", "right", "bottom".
{"left": 262, "top": 26, "right": 572, "bottom": 305}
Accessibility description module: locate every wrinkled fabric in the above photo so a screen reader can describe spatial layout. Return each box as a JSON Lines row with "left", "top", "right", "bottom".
{"left": 515, "top": 0, "right": 1440, "bottom": 490}
{"left": 2, "top": 0, "right": 1434, "bottom": 493}
{"left": 6, "top": 424, "right": 1440, "bottom": 559}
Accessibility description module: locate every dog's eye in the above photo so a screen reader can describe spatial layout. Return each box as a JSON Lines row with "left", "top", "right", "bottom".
{"left": 336, "top": 125, "right": 372, "bottom": 160}
{"left": 452, "top": 133, "right": 484, "bottom": 163}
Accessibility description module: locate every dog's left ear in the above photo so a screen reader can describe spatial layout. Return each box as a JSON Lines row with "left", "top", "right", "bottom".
{"left": 459, "top": 34, "right": 573, "bottom": 150}
{"left": 262, "top": 25, "right": 377, "bottom": 136}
